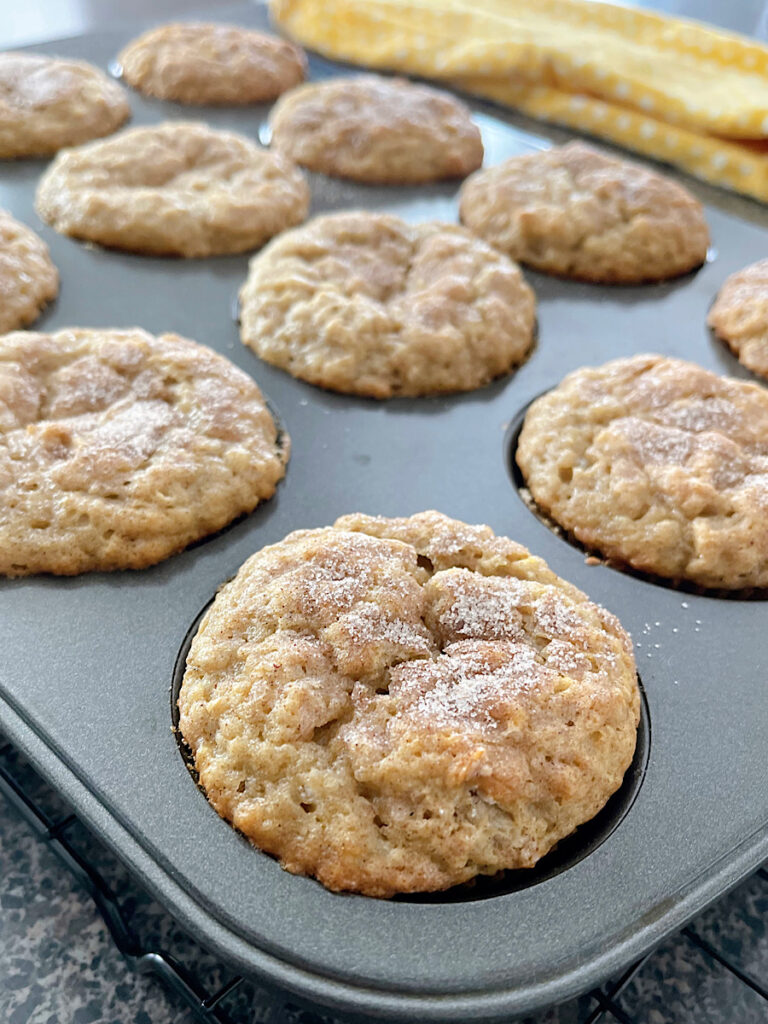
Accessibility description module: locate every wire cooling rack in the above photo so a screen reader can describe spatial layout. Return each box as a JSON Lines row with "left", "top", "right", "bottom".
{"left": 1, "top": 731, "right": 766, "bottom": 1024}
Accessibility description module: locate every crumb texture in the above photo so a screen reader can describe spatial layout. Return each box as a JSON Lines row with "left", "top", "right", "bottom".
{"left": 178, "top": 511, "right": 639, "bottom": 897}
{"left": 0, "top": 328, "right": 288, "bottom": 576}
{"left": 708, "top": 258, "right": 768, "bottom": 380}
{"left": 269, "top": 74, "right": 483, "bottom": 183}
{"left": 517, "top": 354, "right": 768, "bottom": 589}
{"left": 35, "top": 121, "right": 309, "bottom": 257}
{"left": 239, "top": 211, "right": 535, "bottom": 397}
{"left": 0, "top": 210, "right": 58, "bottom": 333}
{"left": 118, "top": 22, "right": 306, "bottom": 105}
{"left": 459, "top": 141, "right": 709, "bottom": 283}
{"left": 0, "top": 52, "right": 130, "bottom": 159}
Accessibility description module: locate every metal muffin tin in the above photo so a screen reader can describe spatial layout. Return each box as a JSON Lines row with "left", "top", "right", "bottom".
{"left": 1, "top": 5, "right": 767, "bottom": 1020}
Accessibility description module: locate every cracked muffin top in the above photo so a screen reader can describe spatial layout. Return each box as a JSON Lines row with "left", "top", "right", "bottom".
{"left": 178, "top": 511, "right": 639, "bottom": 897}
{"left": 35, "top": 121, "right": 309, "bottom": 258}
{"left": 117, "top": 22, "right": 306, "bottom": 105}
{"left": 459, "top": 142, "right": 709, "bottom": 284}
{"left": 708, "top": 258, "right": 768, "bottom": 381}
{"left": 517, "top": 354, "right": 768, "bottom": 589}
{"left": 0, "top": 52, "right": 130, "bottom": 159}
{"left": 239, "top": 211, "right": 535, "bottom": 397}
{"left": 268, "top": 74, "right": 483, "bottom": 184}
{"left": 0, "top": 209, "right": 58, "bottom": 333}
{"left": 0, "top": 327, "right": 288, "bottom": 576}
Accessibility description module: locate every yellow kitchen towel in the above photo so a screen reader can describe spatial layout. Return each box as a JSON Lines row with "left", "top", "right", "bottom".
{"left": 271, "top": 0, "right": 768, "bottom": 203}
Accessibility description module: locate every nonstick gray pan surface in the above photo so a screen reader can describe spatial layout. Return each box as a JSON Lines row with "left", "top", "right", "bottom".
{"left": 1, "top": 6, "right": 767, "bottom": 1021}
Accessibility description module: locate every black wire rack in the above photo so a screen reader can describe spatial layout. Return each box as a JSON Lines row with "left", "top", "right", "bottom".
{"left": 1, "top": 731, "right": 766, "bottom": 1024}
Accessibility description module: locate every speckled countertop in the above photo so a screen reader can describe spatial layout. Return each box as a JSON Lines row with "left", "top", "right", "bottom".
{"left": 2, "top": 2, "right": 768, "bottom": 1022}
{"left": 1, "top": 737, "right": 767, "bottom": 1024}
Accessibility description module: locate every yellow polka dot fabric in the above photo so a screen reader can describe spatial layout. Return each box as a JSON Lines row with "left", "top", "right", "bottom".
{"left": 271, "top": 0, "right": 768, "bottom": 203}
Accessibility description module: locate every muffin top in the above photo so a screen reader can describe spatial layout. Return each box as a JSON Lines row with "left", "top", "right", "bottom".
{"left": 460, "top": 141, "right": 709, "bottom": 283}
{"left": 269, "top": 74, "right": 483, "bottom": 183}
{"left": 0, "top": 209, "right": 58, "bottom": 333}
{"left": 708, "top": 257, "right": 768, "bottom": 381}
{"left": 35, "top": 121, "right": 309, "bottom": 257}
{"left": 239, "top": 211, "right": 535, "bottom": 397}
{"left": 0, "top": 327, "right": 288, "bottom": 576}
{"left": 517, "top": 354, "right": 768, "bottom": 589}
{"left": 0, "top": 52, "right": 130, "bottom": 158}
{"left": 179, "top": 511, "right": 639, "bottom": 897}
{"left": 117, "top": 22, "right": 306, "bottom": 105}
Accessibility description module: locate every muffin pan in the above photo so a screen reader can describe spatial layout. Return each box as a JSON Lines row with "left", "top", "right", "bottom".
{"left": 1, "top": 5, "right": 768, "bottom": 1021}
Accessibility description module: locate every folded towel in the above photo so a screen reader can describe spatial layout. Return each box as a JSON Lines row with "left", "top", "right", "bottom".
{"left": 271, "top": 0, "right": 768, "bottom": 203}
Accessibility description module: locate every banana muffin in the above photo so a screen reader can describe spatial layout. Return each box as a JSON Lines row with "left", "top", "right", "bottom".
{"left": 117, "top": 22, "right": 306, "bottom": 105}
{"left": 708, "top": 258, "right": 768, "bottom": 380}
{"left": 0, "top": 327, "right": 288, "bottom": 575}
{"left": 35, "top": 121, "right": 309, "bottom": 257}
{"left": 178, "top": 511, "right": 640, "bottom": 897}
{"left": 269, "top": 74, "right": 483, "bottom": 184}
{"left": 239, "top": 211, "right": 535, "bottom": 397}
{"left": 460, "top": 142, "right": 709, "bottom": 284}
{"left": 517, "top": 354, "right": 768, "bottom": 589}
{"left": 0, "top": 210, "right": 58, "bottom": 332}
{"left": 0, "top": 52, "right": 129, "bottom": 159}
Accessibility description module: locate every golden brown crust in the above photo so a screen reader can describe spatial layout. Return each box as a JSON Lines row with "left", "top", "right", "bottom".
{"left": 269, "top": 75, "right": 483, "bottom": 184}
{"left": 178, "top": 511, "right": 639, "bottom": 897}
{"left": 459, "top": 142, "right": 709, "bottom": 284}
{"left": 0, "top": 52, "right": 130, "bottom": 159}
{"left": 239, "top": 211, "right": 535, "bottom": 397}
{"left": 35, "top": 121, "right": 309, "bottom": 258}
{"left": 117, "top": 22, "right": 306, "bottom": 105}
{"left": 0, "top": 328, "right": 288, "bottom": 576}
{"left": 516, "top": 355, "right": 768, "bottom": 589}
{"left": 708, "top": 258, "right": 768, "bottom": 380}
{"left": 0, "top": 210, "right": 58, "bottom": 333}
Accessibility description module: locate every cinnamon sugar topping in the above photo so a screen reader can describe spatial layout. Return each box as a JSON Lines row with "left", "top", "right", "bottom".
{"left": 179, "top": 511, "right": 639, "bottom": 896}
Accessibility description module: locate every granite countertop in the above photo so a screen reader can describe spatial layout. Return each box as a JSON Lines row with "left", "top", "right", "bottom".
{"left": 2, "top": 2, "right": 768, "bottom": 1022}
{"left": 1, "top": 737, "right": 767, "bottom": 1023}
